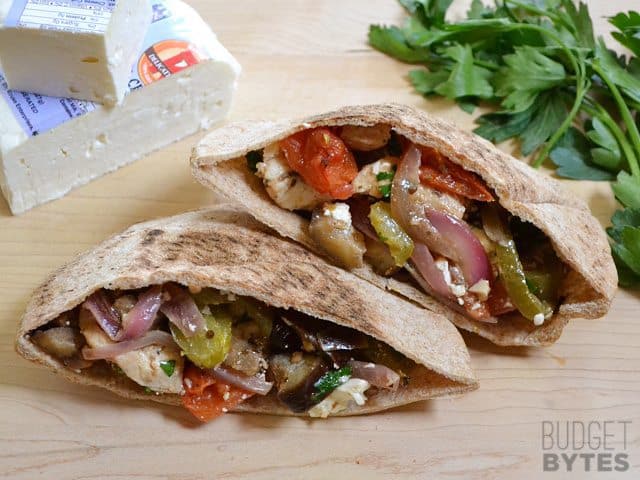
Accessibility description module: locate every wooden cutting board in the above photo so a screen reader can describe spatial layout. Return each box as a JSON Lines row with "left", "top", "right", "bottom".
{"left": 0, "top": 1, "right": 637, "bottom": 478}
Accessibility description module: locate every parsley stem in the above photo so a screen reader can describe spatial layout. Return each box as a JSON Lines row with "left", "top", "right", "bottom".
{"left": 473, "top": 59, "right": 500, "bottom": 71}
{"left": 592, "top": 63, "right": 640, "bottom": 179}
{"left": 532, "top": 79, "right": 589, "bottom": 168}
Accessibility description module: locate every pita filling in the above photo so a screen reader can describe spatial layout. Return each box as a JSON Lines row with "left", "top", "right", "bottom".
{"left": 31, "top": 283, "right": 414, "bottom": 421}
{"left": 248, "top": 125, "right": 566, "bottom": 326}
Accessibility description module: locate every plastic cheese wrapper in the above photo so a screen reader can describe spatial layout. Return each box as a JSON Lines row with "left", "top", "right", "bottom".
{"left": 0, "top": 0, "right": 241, "bottom": 215}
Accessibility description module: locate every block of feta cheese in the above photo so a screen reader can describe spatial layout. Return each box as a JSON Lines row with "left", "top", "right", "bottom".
{"left": 0, "top": 0, "right": 241, "bottom": 215}
{"left": 0, "top": 0, "right": 152, "bottom": 106}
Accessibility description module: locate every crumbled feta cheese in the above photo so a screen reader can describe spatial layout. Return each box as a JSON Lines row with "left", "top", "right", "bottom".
{"left": 434, "top": 259, "right": 452, "bottom": 283}
{"left": 434, "top": 258, "right": 466, "bottom": 297}
{"left": 533, "top": 313, "right": 545, "bottom": 326}
{"left": 372, "top": 158, "right": 396, "bottom": 175}
{"left": 308, "top": 378, "right": 371, "bottom": 418}
{"left": 323, "top": 202, "right": 352, "bottom": 224}
{"left": 223, "top": 391, "right": 230, "bottom": 401}
{"left": 184, "top": 378, "right": 193, "bottom": 389}
{"left": 202, "top": 305, "right": 212, "bottom": 315}
{"left": 457, "top": 297, "right": 465, "bottom": 305}
{"left": 257, "top": 144, "right": 327, "bottom": 210}
{"left": 468, "top": 279, "right": 491, "bottom": 301}
{"left": 451, "top": 284, "right": 466, "bottom": 297}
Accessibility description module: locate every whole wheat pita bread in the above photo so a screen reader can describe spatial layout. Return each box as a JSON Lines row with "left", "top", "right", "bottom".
{"left": 16, "top": 206, "right": 477, "bottom": 416}
{"left": 191, "top": 104, "right": 617, "bottom": 347}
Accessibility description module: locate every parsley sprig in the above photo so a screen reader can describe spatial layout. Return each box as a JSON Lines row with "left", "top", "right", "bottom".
{"left": 369, "top": 0, "right": 640, "bottom": 287}
{"left": 312, "top": 366, "right": 352, "bottom": 402}
{"left": 376, "top": 170, "right": 396, "bottom": 199}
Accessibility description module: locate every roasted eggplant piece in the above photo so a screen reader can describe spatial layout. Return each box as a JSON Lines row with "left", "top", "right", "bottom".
{"left": 316, "top": 325, "right": 369, "bottom": 352}
{"left": 362, "top": 341, "right": 412, "bottom": 382}
{"left": 32, "top": 327, "right": 84, "bottom": 358}
{"left": 270, "top": 353, "right": 329, "bottom": 412}
{"left": 280, "top": 312, "right": 370, "bottom": 354}
{"left": 280, "top": 312, "right": 323, "bottom": 352}
{"left": 308, "top": 205, "right": 366, "bottom": 269}
{"left": 364, "top": 237, "right": 399, "bottom": 276}
{"left": 223, "top": 336, "right": 266, "bottom": 376}
{"left": 269, "top": 318, "right": 303, "bottom": 352}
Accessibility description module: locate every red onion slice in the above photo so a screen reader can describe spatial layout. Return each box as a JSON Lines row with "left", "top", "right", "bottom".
{"left": 423, "top": 208, "right": 491, "bottom": 286}
{"left": 348, "top": 360, "right": 400, "bottom": 391}
{"left": 411, "top": 243, "right": 452, "bottom": 298}
{"left": 83, "top": 291, "right": 121, "bottom": 340}
{"left": 161, "top": 284, "right": 206, "bottom": 337}
{"left": 82, "top": 330, "right": 176, "bottom": 360}
{"left": 348, "top": 197, "right": 378, "bottom": 240}
{"left": 116, "top": 286, "right": 163, "bottom": 341}
{"left": 391, "top": 145, "right": 456, "bottom": 260}
{"left": 210, "top": 366, "right": 273, "bottom": 396}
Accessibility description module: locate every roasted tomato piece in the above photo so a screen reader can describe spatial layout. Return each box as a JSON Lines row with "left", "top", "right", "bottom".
{"left": 418, "top": 146, "right": 494, "bottom": 202}
{"left": 182, "top": 364, "right": 252, "bottom": 422}
{"left": 280, "top": 128, "right": 358, "bottom": 199}
{"left": 486, "top": 278, "right": 517, "bottom": 317}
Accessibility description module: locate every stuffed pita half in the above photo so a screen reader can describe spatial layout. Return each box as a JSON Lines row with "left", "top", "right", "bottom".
{"left": 191, "top": 104, "right": 617, "bottom": 347}
{"left": 16, "top": 207, "right": 477, "bottom": 421}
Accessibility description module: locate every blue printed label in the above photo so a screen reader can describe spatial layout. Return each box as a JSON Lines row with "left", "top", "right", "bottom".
{"left": 0, "top": 74, "right": 96, "bottom": 136}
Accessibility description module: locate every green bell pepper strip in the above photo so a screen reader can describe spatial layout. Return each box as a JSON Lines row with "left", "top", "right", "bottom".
{"left": 368, "top": 202, "right": 414, "bottom": 266}
{"left": 170, "top": 310, "right": 232, "bottom": 369}
{"left": 482, "top": 207, "right": 552, "bottom": 322}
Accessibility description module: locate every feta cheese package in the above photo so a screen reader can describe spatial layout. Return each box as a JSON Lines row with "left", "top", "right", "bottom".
{"left": 0, "top": 0, "right": 152, "bottom": 105}
{"left": 0, "top": 0, "right": 241, "bottom": 215}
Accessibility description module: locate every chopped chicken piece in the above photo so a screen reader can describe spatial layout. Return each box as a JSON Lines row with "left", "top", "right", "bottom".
{"left": 255, "top": 144, "right": 328, "bottom": 210}
{"left": 352, "top": 157, "right": 397, "bottom": 198}
{"left": 79, "top": 310, "right": 184, "bottom": 394}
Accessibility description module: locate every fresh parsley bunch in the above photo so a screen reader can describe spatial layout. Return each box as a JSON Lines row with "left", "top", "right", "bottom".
{"left": 369, "top": 0, "right": 640, "bottom": 287}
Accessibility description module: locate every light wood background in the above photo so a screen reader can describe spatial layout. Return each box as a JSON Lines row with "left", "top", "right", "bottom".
{"left": 0, "top": 1, "right": 638, "bottom": 478}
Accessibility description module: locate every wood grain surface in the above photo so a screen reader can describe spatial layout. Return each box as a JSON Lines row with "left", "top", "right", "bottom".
{"left": 0, "top": 1, "right": 638, "bottom": 478}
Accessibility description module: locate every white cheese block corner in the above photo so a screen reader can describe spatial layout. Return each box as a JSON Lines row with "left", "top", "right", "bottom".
{"left": 0, "top": 58, "right": 238, "bottom": 215}
{"left": 0, "top": 0, "right": 152, "bottom": 106}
